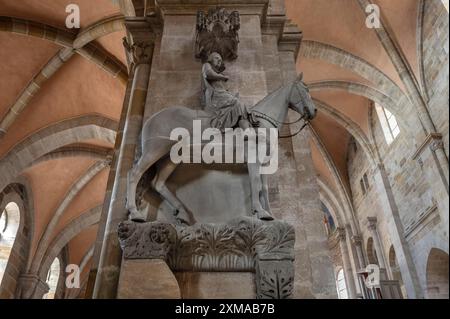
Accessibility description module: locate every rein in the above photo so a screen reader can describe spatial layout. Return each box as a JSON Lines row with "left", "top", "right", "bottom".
{"left": 251, "top": 111, "right": 309, "bottom": 139}
{"left": 251, "top": 83, "right": 311, "bottom": 139}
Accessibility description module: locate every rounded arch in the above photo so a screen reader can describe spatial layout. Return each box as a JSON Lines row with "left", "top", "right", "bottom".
{"left": 299, "top": 40, "right": 406, "bottom": 101}
{"left": 313, "top": 98, "right": 377, "bottom": 164}
{"left": 0, "top": 115, "right": 117, "bottom": 193}
{"left": 308, "top": 81, "right": 414, "bottom": 134}
{"left": 426, "top": 248, "right": 449, "bottom": 299}
{"left": 0, "top": 178, "right": 35, "bottom": 298}
{"left": 388, "top": 245, "right": 407, "bottom": 298}
{"left": 0, "top": 202, "right": 20, "bottom": 284}
{"left": 37, "top": 205, "right": 101, "bottom": 282}
{"left": 335, "top": 268, "right": 348, "bottom": 299}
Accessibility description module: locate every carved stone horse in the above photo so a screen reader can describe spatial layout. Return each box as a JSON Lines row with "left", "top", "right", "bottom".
{"left": 126, "top": 74, "right": 317, "bottom": 224}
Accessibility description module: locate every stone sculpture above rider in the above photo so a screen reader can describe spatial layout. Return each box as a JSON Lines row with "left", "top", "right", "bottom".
{"left": 201, "top": 52, "right": 258, "bottom": 131}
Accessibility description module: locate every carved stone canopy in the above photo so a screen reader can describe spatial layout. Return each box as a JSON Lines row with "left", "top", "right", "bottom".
{"left": 195, "top": 8, "right": 240, "bottom": 61}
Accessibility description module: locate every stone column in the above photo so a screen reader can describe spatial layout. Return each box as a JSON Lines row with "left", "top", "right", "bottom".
{"left": 17, "top": 274, "right": 49, "bottom": 299}
{"left": 85, "top": 73, "right": 134, "bottom": 298}
{"left": 337, "top": 227, "right": 357, "bottom": 299}
{"left": 366, "top": 217, "right": 387, "bottom": 270}
{"left": 372, "top": 163, "right": 423, "bottom": 298}
{"left": 351, "top": 234, "right": 366, "bottom": 269}
{"left": 92, "top": 18, "right": 157, "bottom": 299}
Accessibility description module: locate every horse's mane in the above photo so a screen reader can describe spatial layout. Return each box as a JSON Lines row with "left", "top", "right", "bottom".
{"left": 251, "top": 85, "right": 288, "bottom": 109}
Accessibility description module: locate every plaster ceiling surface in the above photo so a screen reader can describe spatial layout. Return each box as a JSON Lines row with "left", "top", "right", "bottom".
{"left": 310, "top": 111, "right": 351, "bottom": 190}
{"left": 53, "top": 168, "right": 108, "bottom": 241}
{"left": 373, "top": 0, "right": 420, "bottom": 80}
{"left": 299, "top": 57, "right": 374, "bottom": 87}
{"left": 21, "top": 157, "right": 97, "bottom": 258}
{"left": 309, "top": 139, "right": 338, "bottom": 194}
{"left": 68, "top": 225, "right": 98, "bottom": 266}
{"left": 0, "top": 33, "right": 60, "bottom": 119}
{"left": 77, "top": 139, "right": 115, "bottom": 149}
{"left": 285, "top": 0, "right": 406, "bottom": 89}
{"left": 0, "top": 54, "right": 124, "bottom": 157}
{"left": 0, "top": 0, "right": 421, "bottom": 281}
{"left": 311, "top": 89, "right": 371, "bottom": 136}
{"left": 0, "top": 0, "right": 119, "bottom": 28}
{"left": 97, "top": 31, "right": 128, "bottom": 66}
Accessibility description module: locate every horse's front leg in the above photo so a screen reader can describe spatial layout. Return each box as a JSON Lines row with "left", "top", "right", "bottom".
{"left": 260, "top": 173, "right": 273, "bottom": 218}
{"left": 152, "top": 158, "right": 194, "bottom": 225}
{"left": 247, "top": 162, "right": 273, "bottom": 221}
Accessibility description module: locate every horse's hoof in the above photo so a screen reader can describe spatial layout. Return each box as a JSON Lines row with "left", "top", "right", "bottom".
{"left": 255, "top": 210, "right": 274, "bottom": 221}
{"left": 174, "top": 208, "right": 191, "bottom": 226}
{"left": 129, "top": 210, "right": 146, "bottom": 223}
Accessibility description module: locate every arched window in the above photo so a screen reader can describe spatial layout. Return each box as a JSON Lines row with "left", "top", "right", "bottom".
{"left": 336, "top": 269, "right": 348, "bottom": 299}
{"left": 426, "top": 248, "right": 449, "bottom": 299}
{"left": 388, "top": 245, "right": 407, "bottom": 298}
{"left": 43, "top": 258, "right": 61, "bottom": 299}
{"left": 374, "top": 103, "right": 400, "bottom": 145}
{"left": 320, "top": 201, "right": 336, "bottom": 235}
{"left": 0, "top": 202, "right": 20, "bottom": 286}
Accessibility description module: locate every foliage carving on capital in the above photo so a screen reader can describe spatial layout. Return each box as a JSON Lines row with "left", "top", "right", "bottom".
{"left": 123, "top": 38, "right": 154, "bottom": 65}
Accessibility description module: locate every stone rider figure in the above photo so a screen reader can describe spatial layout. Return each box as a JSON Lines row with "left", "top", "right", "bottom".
{"left": 201, "top": 52, "right": 258, "bottom": 131}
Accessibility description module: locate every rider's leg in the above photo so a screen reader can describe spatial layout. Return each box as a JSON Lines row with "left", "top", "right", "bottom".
{"left": 239, "top": 118, "right": 251, "bottom": 130}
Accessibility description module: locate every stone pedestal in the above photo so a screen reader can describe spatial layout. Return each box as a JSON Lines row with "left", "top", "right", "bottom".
{"left": 118, "top": 217, "right": 295, "bottom": 299}
{"left": 175, "top": 272, "right": 255, "bottom": 299}
{"left": 117, "top": 259, "right": 181, "bottom": 299}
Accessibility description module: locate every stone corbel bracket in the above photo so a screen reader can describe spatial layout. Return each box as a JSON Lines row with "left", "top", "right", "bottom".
{"left": 118, "top": 217, "right": 296, "bottom": 298}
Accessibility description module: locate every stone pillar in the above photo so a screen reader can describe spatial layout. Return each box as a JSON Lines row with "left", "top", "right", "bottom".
{"left": 412, "top": 134, "right": 449, "bottom": 234}
{"left": 85, "top": 76, "right": 134, "bottom": 298}
{"left": 337, "top": 227, "right": 357, "bottom": 299}
{"left": 367, "top": 217, "right": 387, "bottom": 270}
{"left": 372, "top": 163, "right": 423, "bottom": 298}
{"left": 351, "top": 234, "right": 366, "bottom": 269}
{"left": 261, "top": 23, "right": 336, "bottom": 298}
{"left": 280, "top": 48, "right": 336, "bottom": 299}
{"left": 92, "top": 18, "right": 157, "bottom": 299}
{"left": 17, "top": 274, "right": 49, "bottom": 299}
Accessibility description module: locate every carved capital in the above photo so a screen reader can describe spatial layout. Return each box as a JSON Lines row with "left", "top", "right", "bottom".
{"left": 430, "top": 139, "right": 445, "bottom": 152}
{"left": 118, "top": 217, "right": 296, "bottom": 299}
{"left": 123, "top": 18, "right": 159, "bottom": 66}
{"left": 351, "top": 235, "right": 363, "bottom": 246}
{"left": 119, "top": 217, "right": 295, "bottom": 269}
{"left": 123, "top": 38, "right": 154, "bottom": 65}
{"left": 17, "top": 274, "right": 49, "bottom": 299}
{"left": 118, "top": 221, "right": 177, "bottom": 259}
{"left": 412, "top": 133, "right": 443, "bottom": 160}
{"left": 367, "top": 216, "right": 378, "bottom": 231}
{"left": 336, "top": 227, "right": 346, "bottom": 241}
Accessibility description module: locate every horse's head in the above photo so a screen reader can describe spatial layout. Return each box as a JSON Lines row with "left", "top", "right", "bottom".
{"left": 288, "top": 73, "right": 317, "bottom": 121}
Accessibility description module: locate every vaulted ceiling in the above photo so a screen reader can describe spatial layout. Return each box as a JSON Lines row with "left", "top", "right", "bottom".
{"left": 0, "top": 0, "right": 421, "bottom": 289}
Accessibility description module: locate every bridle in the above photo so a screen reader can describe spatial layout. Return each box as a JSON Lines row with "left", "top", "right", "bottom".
{"left": 251, "top": 82, "right": 311, "bottom": 139}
